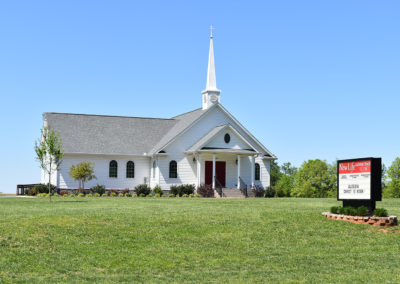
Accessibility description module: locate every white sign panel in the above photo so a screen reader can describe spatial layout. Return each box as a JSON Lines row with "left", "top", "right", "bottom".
{"left": 338, "top": 160, "right": 371, "bottom": 200}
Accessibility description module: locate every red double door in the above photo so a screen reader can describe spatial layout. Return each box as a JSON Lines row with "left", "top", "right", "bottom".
{"left": 205, "top": 161, "right": 226, "bottom": 187}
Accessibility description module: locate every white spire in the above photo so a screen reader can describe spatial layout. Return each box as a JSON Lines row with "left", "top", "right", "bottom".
{"left": 204, "top": 25, "right": 219, "bottom": 92}
{"left": 202, "top": 25, "right": 221, "bottom": 109}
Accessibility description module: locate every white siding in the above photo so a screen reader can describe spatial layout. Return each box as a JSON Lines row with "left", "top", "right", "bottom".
{"left": 205, "top": 128, "right": 252, "bottom": 150}
{"left": 56, "top": 154, "right": 151, "bottom": 190}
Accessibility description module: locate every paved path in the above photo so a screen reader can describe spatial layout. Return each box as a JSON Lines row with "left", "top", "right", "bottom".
{"left": 0, "top": 195, "right": 36, "bottom": 198}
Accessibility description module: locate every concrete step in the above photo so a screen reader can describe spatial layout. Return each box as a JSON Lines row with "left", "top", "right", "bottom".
{"left": 221, "top": 188, "right": 246, "bottom": 198}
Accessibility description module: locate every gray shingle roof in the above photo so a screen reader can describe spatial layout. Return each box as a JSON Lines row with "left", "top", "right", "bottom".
{"left": 44, "top": 113, "right": 179, "bottom": 156}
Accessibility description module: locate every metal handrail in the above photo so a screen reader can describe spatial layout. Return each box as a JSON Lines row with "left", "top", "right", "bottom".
{"left": 239, "top": 177, "right": 248, "bottom": 198}
{"left": 214, "top": 177, "right": 224, "bottom": 197}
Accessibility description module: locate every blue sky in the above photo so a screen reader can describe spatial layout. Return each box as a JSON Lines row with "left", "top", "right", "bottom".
{"left": 1, "top": 1, "right": 399, "bottom": 192}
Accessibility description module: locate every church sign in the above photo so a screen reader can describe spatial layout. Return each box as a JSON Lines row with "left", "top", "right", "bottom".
{"left": 337, "top": 157, "right": 382, "bottom": 210}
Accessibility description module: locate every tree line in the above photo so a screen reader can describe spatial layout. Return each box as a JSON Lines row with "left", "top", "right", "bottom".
{"left": 269, "top": 158, "right": 400, "bottom": 198}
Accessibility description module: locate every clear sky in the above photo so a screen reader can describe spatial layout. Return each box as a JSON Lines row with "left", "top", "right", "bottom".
{"left": 1, "top": 1, "right": 399, "bottom": 193}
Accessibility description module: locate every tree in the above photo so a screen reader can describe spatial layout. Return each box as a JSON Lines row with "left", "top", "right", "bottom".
{"left": 383, "top": 158, "right": 400, "bottom": 198}
{"left": 291, "top": 159, "right": 336, "bottom": 198}
{"left": 35, "top": 127, "right": 64, "bottom": 201}
{"left": 270, "top": 160, "right": 282, "bottom": 189}
{"left": 69, "top": 161, "right": 96, "bottom": 191}
{"left": 275, "top": 162, "right": 297, "bottom": 197}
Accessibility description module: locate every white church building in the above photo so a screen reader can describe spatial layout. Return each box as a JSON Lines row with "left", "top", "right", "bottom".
{"left": 42, "top": 31, "right": 277, "bottom": 195}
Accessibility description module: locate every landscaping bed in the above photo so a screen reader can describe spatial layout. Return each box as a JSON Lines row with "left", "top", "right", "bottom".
{"left": 322, "top": 212, "right": 398, "bottom": 227}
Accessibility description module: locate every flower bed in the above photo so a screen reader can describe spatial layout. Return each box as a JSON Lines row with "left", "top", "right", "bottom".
{"left": 322, "top": 212, "right": 398, "bottom": 227}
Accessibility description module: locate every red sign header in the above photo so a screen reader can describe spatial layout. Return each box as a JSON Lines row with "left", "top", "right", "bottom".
{"left": 338, "top": 160, "right": 371, "bottom": 174}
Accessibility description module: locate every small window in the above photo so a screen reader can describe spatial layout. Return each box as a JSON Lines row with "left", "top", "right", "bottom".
{"left": 109, "top": 160, "right": 118, "bottom": 178}
{"left": 255, "top": 163, "right": 260, "bottom": 181}
{"left": 169, "top": 160, "right": 177, "bottom": 178}
{"left": 224, "top": 133, "right": 230, "bottom": 143}
{"left": 153, "top": 161, "right": 156, "bottom": 178}
{"left": 126, "top": 161, "right": 134, "bottom": 178}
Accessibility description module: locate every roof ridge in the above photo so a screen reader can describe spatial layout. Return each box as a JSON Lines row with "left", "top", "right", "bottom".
{"left": 43, "top": 112, "right": 174, "bottom": 121}
{"left": 171, "top": 108, "right": 202, "bottom": 119}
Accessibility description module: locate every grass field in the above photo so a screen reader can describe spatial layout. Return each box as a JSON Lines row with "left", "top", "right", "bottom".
{"left": 1, "top": 197, "right": 400, "bottom": 283}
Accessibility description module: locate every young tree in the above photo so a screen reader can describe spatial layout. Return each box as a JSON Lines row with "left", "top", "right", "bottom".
{"left": 35, "top": 127, "right": 64, "bottom": 201}
{"left": 69, "top": 161, "right": 96, "bottom": 191}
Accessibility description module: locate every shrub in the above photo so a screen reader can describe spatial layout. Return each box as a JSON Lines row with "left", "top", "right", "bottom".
{"left": 170, "top": 184, "right": 195, "bottom": 197}
{"left": 86, "top": 193, "right": 93, "bottom": 197}
{"left": 53, "top": 193, "right": 59, "bottom": 197}
{"left": 139, "top": 193, "right": 146, "bottom": 197}
{"left": 125, "top": 192, "right": 132, "bottom": 197}
{"left": 252, "top": 185, "right": 265, "bottom": 197}
{"left": 110, "top": 192, "right": 117, "bottom": 197}
{"left": 374, "top": 208, "right": 388, "bottom": 217}
{"left": 94, "top": 193, "right": 100, "bottom": 197}
{"left": 330, "top": 206, "right": 339, "bottom": 214}
{"left": 189, "top": 194, "right": 194, "bottom": 198}
{"left": 338, "top": 206, "right": 345, "bottom": 214}
{"left": 168, "top": 194, "right": 175, "bottom": 198}
{"left": 70, "top": 194, "right": 75, "bottom": 197}
{"left": 108, "top": 189, "right": 118, "bottom": 196}
{"left": 356, "top": 206, "right": 369, "bottom": 216}
{"left": 122, "top": 188, "right": 130, "bottom": 195}
{"left": 343, "top": 206, "right": 357, "bottom": 216}
{"left": 101, "top": 193, "right": 107, "bottom": 197}
{"left": 146, "top": 194, "right": 152, "bottom": 198}
{"left": 59, "top": 191, "right": 69, "bottom": 196}
{"left": 132, "top": 194, "right": 137, "bottom": 198}
{"left": 154, "top": 193, "right": 161, "bottom": 198}
{"left": 197, "top": 184, "right": 214, "bottom": 197}
{"left": 264, "top": 187, "right": 275, "bottom": 198}
{"left": 182, "top": 194, "right": 189, "bottom": 198}
{"left": 90, "top": 184, "right": 106, "bottom": 195}
{"left": 29, "top": 184, "right": 56, "bottom": 195}
{"left": 152, "top": 185, "right": 164, "bottom": 196}
{"left": 194, "top": 194, "right": 200, "bottom": 198}
{"left": 63, "top": 193, "right": 69, "bottom": 197}
{"left": 77, "top": 193, "right": 85, "bottom": 197}
{"left": 135, "top": 184, "right": 151, "bottom": 196}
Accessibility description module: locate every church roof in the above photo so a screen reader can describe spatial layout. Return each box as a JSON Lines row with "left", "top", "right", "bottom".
{"left": 43, "top": 109, "right": 205, "bottom": 156}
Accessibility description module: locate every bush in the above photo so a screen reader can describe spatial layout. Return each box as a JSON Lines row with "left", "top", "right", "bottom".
{"left": 90, "top": 184, "right": 106, "bottom": 195}
{"left": 146, "top": 194, "right": 152, "bottom": 198}
{"left": 343, "top": 206, "right": 357, "bottom": 216}
{"left": 168, "top": 194, "right": 175, "bottom": 198}
{"left": 101, "top": 193, "right": 107, "bottom": 197}
{"left": 108, "top": 189, "right": 118, "bottom": 196}
{"left": 77, "top": 193, "right": 85, "bottom": 197}
{"left": 132, "top": 194, "right": 137, "bottom": 198}
{"left": 122, "top": 188, "right": 130, "bottom": 195}
{"left": 252, "top": 185, "right": 265, "bottom": 197}
{"left": 264, "top": 187, "right": 275, "bottom": 198}
{"left": 59, "top": 191, "right": 69, "bottom": 196}
{"left": 356, "top": 206, "right": 369, "bottom": 216}
{"left": 139, "top": 193, "right": 146, "bottom": 197}
{"left": 182, "top": 194, "right": 189, "bottom": 198}
{"left": 63, "top": 193, "right": 69, "bottom": 197}
{"left": 29, "top": 184, "right": 56, "bottom": 195}
{"left": 53, "top": 193, "right": 59, "bottom": 197}
{"left": 118, "top": 193, "right": 124, "bottom": 197}
{"left": 154, "top": 193, "right": 161, "bottom": 198}
{"left": 135, "top": 184, "right": 151, "bottom": 196}
{"left": 94, "top": 193, "right": 100, "bottom": 197}
{"left": 189, "top": 194, "right": 194, "bottom": 198}
{"left": 197, "top": 184, "right": 214, "bottom": 197}
{"left": 110, "top": 192, "right": 117, "bottom": 197}
{"left": 125, "top": 192, "right": 132, "bottom": 197}
{"left": 338, "top": 206, "right": 345, "bottom": 214}
{"left": 170, "top": 184, "right": 195, "bottom": 197}
{"left": 374, "top": 208, "right": 388, "bottom": 217}
{"left": 152, "top": 185, "right": 164, "bottom": 196}
{"left": 330, "top": 206, "right": 339, "bottom": 214}
{"left": 86, "top": 193, "right": 93, "bottom": 197}
{"left": 70, "top": 194, "right": 75, "bottom": 197}
{"left": 194, "top": 194, "right": 200, "bottom": 198}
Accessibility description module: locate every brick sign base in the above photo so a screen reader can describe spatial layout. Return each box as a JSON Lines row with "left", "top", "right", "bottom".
{"left": 322, "top": 212, "right": 398, "bottom": 227}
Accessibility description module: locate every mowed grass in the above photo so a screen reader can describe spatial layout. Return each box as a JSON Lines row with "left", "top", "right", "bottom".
{"left": 1, "top": 198, "right": 400, "bottom": 283}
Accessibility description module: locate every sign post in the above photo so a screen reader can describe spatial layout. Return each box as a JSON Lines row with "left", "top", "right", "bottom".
{"left": 337, "top": 157, "right": 382, "bottom": 213}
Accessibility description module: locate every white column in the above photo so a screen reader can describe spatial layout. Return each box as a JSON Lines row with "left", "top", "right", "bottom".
{"left": 237, "top": 155, "right": 241, "bottom": 189}
{"left": 197, "top": 154, "right": 201, "bottom": 187}
{"left": 251, "top": 155, "right": 255, "bottom": 188}
{"left": 212, "top": 154, "right": 216, "bottom": 188}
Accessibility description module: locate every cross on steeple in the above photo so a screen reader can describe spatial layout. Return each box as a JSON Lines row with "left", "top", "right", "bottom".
{"left": 209, "top": 25, "right": 215, "bottom": 38}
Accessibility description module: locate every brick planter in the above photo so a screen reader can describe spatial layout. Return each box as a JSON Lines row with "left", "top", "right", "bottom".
{"left": 322, "top": 212, "right": 398, "bottom": 227}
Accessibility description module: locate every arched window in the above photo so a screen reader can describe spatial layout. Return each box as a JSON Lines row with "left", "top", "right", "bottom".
{"left": 169, "top": 160, "right": 177, "bottom": 178}
{"left": 126, "top": 161, "right": 134, "bottom": 178}
{"left": 255, "top": 163, "right": 260, "bottom": 181}
{"left": 109, "top": 160, "right": 118, "bottom": 178}
{"left": 153, "top": 161, "right": 156, "bottom": 178}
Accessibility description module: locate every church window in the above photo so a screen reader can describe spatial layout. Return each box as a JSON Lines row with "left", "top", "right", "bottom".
{"left": 153, "top": 161, "right": 156, "bottom": 178}
{"left": 169, "top": 160, "right": 177, "bottom": 178}
{"left": 126, "top": 161, "right": 134, "bottom": 178}
{"left": 109, "top": 160, "right": 118, "bottom": 178}
{"left": 255, "top": 163, "right": 260, "bottom": 181}
{"left": 224, "top": 133, "right": 230, "bottom": 143}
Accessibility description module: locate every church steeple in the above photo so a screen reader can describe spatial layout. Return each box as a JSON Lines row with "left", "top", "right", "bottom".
{"left": 202, "top": 25, "right": 221, "bottom": 110}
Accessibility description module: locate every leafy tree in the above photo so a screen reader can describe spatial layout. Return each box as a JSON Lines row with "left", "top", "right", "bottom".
{"left": 35, "top": 127, "right": 64, "bottom": 201}
{"left": 281, "top": 162, "right": 297, "bottom": 176}
{"left": 275, "top": 175, "right": 295, "bottom": 197}
{"left": 383, "top": 158, "right": 400, "bottom": 198}
{"left": 291, "top": 159, "right": 336, "bottom": 198}
{"left": 270, "top": 160, "right": 282, "bottom": 188}
{"left": 69, "top": 161, "right": 96, "bottom": 190}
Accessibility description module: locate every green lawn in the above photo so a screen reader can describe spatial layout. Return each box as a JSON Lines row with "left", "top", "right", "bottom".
{"left": 1, "top": 197, "right": 399, "bottom": 283}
